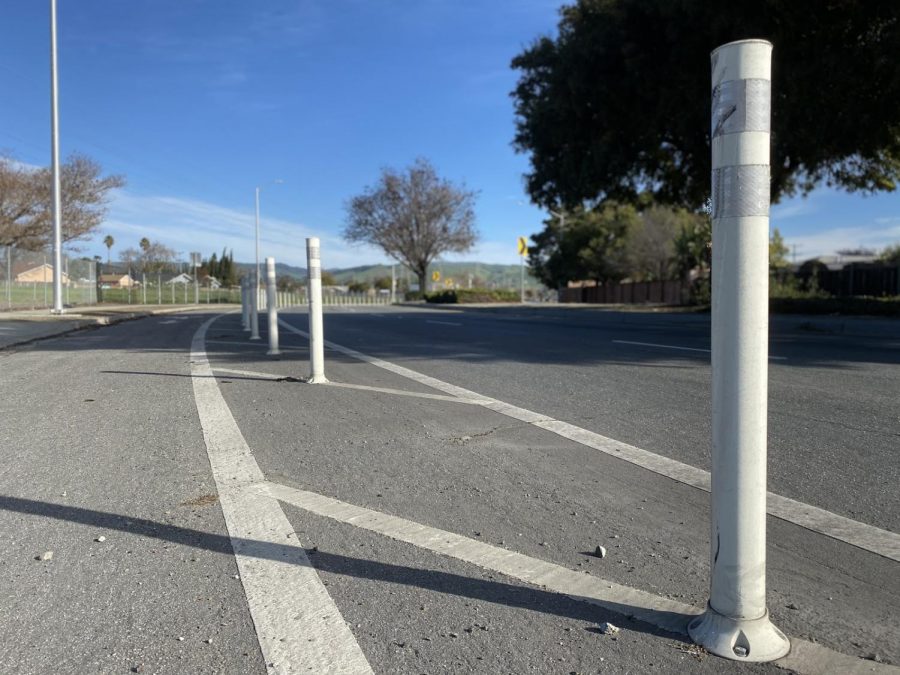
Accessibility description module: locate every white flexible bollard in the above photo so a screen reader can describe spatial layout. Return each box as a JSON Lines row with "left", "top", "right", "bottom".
{"left": 306, "top": 237, "right": 327, "bottom": 383}
{"left": 241, "top": 276, "right": 250, "bottom": 331}
{"left": 688, "top": 39, "right": 789, "bottom": 663}
{"left": 265, "top": 257, "right": 280, "bottom": 356}
{"left": 249, "top": 269, "right": 261, "bottom": 340}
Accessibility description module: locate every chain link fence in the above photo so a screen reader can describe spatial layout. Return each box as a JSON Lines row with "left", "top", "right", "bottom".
{"left": 1, "top": 245, "right": 97, "bottom": 310}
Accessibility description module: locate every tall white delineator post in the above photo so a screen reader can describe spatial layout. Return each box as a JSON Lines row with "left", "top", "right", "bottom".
{"left": 265, "top": 257, "right": 280, "bottom": 356}
{"left": 241, "top": 277, "right": 250, "bottom": 331}
{"left": 249, "top": 270, "right": 261, "bottom": 340}
{"left": 688, "top": 40, "right": 789, "bottom": 663}
{"left": 306, "top": 237, "right": 327, "bottom": 383}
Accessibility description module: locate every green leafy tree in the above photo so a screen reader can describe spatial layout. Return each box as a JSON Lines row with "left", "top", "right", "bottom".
{"left": 373, "top": 276, "right": 393, "bottom": 291}
{"left": 769, "top": 228, "right": 790, "bottom": 270}
{"left": 528, "top": 201, "right": 638, "bottom": 288}
{"left": 673, "top": 213, "right": 712, "bottom": 283}
{"left": 343, "top": 158, "right": 478, "bottom": 292}
{"left": 626, "top": 205, "right": 694, "bottom": 281}
{"left": 511, "top": 1, "right": 900, "bottom": 210}
{"left": 879, "top": 243, "right": 900, "bottom": 264}
{"left": 321, "top": 270, "right": 337, "bottom": 286}
{"left": 206, "top": 252, "right": 219, "bottom": 279}
{"left": 348, "top": 280, "right": 370, "bottom": 293}
{"left": 103, "top": 234, "right": 114, "bottom": 264}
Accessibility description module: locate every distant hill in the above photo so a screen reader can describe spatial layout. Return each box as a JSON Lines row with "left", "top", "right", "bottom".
{"left": 234, "top": 262, "right": 307, "bottom": 279}
{"left": 329, "top": 262, "right": 540, "bottom": 290}
{"left": 232, "top": 261, "right": 540, "bottom": 289}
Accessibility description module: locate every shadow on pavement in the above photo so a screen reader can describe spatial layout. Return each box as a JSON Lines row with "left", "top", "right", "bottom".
{"left": 0, "top": 493, "right": 692, "bottom": 641}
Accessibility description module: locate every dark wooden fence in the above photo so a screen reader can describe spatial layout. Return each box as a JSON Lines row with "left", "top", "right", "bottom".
{"left": 804, "top": 263, "right": 900, "bottom": 297}
{"left": 559, "top": 280, "right": 690, "bottom": 305}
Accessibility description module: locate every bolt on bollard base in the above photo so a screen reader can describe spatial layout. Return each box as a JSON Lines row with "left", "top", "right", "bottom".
{"left": 688, "top": 606, "right": 789, "bottom": 663}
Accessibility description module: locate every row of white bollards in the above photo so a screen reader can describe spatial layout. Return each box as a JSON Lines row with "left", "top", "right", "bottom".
{"left": 238, "top": 238, "right": 327, "bottom": 383}
{"left": 232, "top": 41, "right": 785, "bottom": 663}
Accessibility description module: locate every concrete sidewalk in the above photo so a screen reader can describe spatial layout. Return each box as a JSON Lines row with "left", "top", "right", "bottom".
{"left": 0, "top": 304, "right": 237, "bottom": 350}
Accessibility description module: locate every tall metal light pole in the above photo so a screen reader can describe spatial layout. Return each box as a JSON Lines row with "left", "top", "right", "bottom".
{"left": 252, "top": 180, "right": 283, "bottom": 340}
{"left": 49, "top": 0, "right": 64, "bottom": 314}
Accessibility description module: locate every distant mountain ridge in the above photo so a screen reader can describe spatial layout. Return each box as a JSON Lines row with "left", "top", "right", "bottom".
{"left": 233, "top": 261, "right": 538, "bottom": 288}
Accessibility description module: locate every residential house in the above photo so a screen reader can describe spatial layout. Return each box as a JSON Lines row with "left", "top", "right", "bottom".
{"left": 99, "top": 273, "right": 136, "bottom": 288}
{"left": 15, "top": 263, "right": 71, "bottom": 286}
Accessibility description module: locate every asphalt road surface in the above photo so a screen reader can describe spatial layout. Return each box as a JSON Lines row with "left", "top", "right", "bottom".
{"left": 0, "top": 305, "right": 897, "bottom": 674}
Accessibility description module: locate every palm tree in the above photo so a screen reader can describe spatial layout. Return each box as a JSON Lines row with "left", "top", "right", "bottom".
{"left": 139, "top": 237, "right": 150, "bottom": 253}
{"left": 103, "top": 235, "right": 114, "bottom": 264}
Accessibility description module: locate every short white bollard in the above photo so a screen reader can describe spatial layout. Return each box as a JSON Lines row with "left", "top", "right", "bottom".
{"left": 688, "top": 39, "right": 789, "bottom": 663}
{"left": 249, "top": 270, "right": 261, "bottom": 340}
{"left": 241, "top": 276, "right": 250, "bottom": 331}
{"left": 306, "top": 237, "right": 327, "bottom": 383}
{"left": 265, "top": 257, "right": 280, "bottom": 356}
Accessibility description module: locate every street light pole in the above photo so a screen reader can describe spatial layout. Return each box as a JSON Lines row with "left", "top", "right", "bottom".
{"left": 49, "top": 0, "right": 63, "bottom": 314}
{"left": 255, "top": 186, "right": 261, "bottom": 306}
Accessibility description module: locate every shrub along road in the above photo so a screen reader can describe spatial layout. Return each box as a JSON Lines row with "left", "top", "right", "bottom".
{"left": 0, "top": 306, "right": 896, "bottom": 674}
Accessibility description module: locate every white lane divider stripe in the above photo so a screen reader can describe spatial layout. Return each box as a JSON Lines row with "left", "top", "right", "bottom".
{"left": 191, "top": 315, "right": 373, "bottom": 674}
{"left": 612, "top": 339, "right": 789, "bottom": 361}
{"left": 425, "top": 320, "right": 463, "bottom": 327}
{"left": 277, "top": 318, "right": 900, "bottom": 562}
{"left": 211, "top": 366, "right": 489, "bottom": 405}
{"left": 255, "top": 481, "right": 897, "bottom": 675}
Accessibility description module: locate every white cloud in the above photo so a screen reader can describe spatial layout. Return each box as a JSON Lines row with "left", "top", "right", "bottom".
{"left": 95, "top": 190, "right": 526, "bottom": 269}
{"left": 784, "top": 223, "right": 900, "bottom": 260}
{"left": 443, "top": 239, "right": 523, "bottom": 265}
{"left": 95, "top": 190, "right": 387, "bottom": 269}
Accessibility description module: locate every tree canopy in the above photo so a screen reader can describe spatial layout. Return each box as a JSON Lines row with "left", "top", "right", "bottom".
{"left": 0, "top": 153, "right": 124, "bottom": 249}
{"left": 343, "top": 158, "right": 477, "bottom": 291}
{"left": 528, "top": 200, "right": 710, "bottom": 288}
{"left": 511, "top": 0, "right": 900, "bottom": 211}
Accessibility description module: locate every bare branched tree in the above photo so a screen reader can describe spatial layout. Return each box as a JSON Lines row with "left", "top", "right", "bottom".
{"left": 343, "top": 158, "right": 477, "bottom": 292}
{"left": 0, "top": 157, "right": 45, "bottom": 249}
{"left": 0, "top": 152, "right": 124, "bottom": 250}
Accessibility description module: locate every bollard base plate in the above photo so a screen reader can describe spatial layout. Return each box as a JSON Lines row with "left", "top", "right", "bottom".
{"left": 307, "top": 374, "right": 328, "bottom": 384}
{"left": 266, "top": 350, "right": 281, "bottom": 357}
{"left": 688, "top": 603, "right": 790, "bottom": 662}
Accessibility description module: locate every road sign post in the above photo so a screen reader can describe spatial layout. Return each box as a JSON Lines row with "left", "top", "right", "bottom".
{"left": 306, "top": 237, "right": 327, "bottom": 383}
{"left": 688, "top": 39, "right": 789, "bottom": 663}
{"left": 265, "top": 257, "right": 280, "bottom": 356}
{"left": 517, "top": 236, "right": 528, "bottom": 303}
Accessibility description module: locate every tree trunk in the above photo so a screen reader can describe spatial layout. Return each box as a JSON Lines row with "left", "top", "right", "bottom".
{"left": 417, "top": 271, "right": 427, "bottom": 294}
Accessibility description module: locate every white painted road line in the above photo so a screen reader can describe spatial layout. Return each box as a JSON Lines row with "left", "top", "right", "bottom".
{"left": 255, "top": 481, "right": 897, "bottom": 675}
{"left": 191, "top": 316, "right": 373, "bottom": 675}
{"left": 425, "top": 320, "right": 463, "bottom": 327}
{"left": 211, "top": 366, "right": 488, "bottom": 405}
{"left": 277, "top": 318, "right": 900, "bottom": 562}
{"left": 612, "top": 339, "right": 789, "bottom": 361}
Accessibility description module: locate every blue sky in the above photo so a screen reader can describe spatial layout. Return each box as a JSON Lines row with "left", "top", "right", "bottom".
{"left": 2, "top": 1, "right": 898, "bottom": 269}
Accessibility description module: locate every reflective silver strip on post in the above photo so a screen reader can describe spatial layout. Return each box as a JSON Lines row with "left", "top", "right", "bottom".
{"left": 712, "top": 165, "right": 770, "bottom": 219}
{"left": 711, "top": 79, "right": 771, "bottom": 138}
